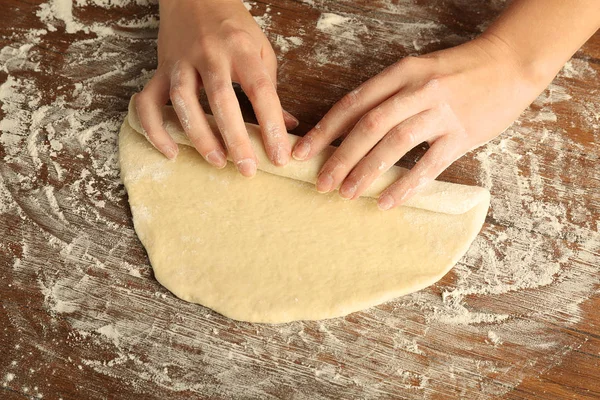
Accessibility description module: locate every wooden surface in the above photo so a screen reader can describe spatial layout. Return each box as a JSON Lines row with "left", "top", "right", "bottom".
{"left": 1, "top": 0, "right": 599, "bottom": 399}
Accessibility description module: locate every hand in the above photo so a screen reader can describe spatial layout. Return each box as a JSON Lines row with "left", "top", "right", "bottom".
{"left": 136, "top": 0, "right": 298, "bottom": 177}
{"left": 292, "top": 36, "right": 547, "bottom": 209}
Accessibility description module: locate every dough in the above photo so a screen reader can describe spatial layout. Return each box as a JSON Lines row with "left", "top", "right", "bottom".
{"left": 119, "top": 96, "right": 490, "bottom": 323}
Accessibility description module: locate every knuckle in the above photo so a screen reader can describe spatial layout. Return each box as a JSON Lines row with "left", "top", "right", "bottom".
{"left": 191, "top": 137, "right": 213, "bottom": 155}
{"left": 246, "top": 76, "right": 274, "bottom": 99}
{"left": 414, "top": 174, "right": 433, "bottom": 191}
{"left": 228, "top": 29, "right": 253, "bottom": 45}
{"left": 208, "top": 79, "right": 232, "bottom": 98}
{"left": 350, "top": 162, "right": 374, "bottom": 184}
{"left": 404, "top": 129, "right": 418, "bottom": 147}
{"left": 403, "top": 55, "right": 420, "bottom": 65}
{"left": 392, "top": 56, "right": 420, "bottom": 73}
{"left": 409, "top": 78, "right": 440, "bottom": 102}
{"left": 432, "top": 152, "right": 452, "bottom": 170}
{"left": 200, "top": 49, "right": 222, "bottom": 69}
{"left": 387, "top": 128, "right": 416, "bottom": 150}
{"left": 420, "top": 76, "right": 447, "bottom": 98}
{"left": 310, "top": 121, "right": 329, "bottom": 140}
{"left": 328, "top": 153, "right": 348, "bottom": 170}
{"left": 312, "top": 121, "right": 326, "bottom": 135}
{"left": 308, "top": 119, "right": 340, "bottom": 146}
{"left": 359, "top": 123, "right": 384, "bottom": 142}
{"left": 423, "top": 77, "right": 442, "bottom": 92}
{"left": 169, "top": 61, "right": 184, "bottom": 83}
{"left": 364, "top": 158, "right": 383, "bottom": 176}
{"left": 169, "top": 84, "right": 184, "bottom": 101}
{"left": 360, "top": 109, "right": 385, "bottom": 132}
{"left": 224, "top": 136, "right": 248, "bottom": 153}
{"left": 144, "top": 128, "right": 161, "bottom": 142}
{"left": 337, "top": 89, "right": 360, "bottom": 112}
{"left": 194, "top": 34, "right": 213, "bottom": 50}
{"left": 264, "top": 121, "right": 284, "bottom": 141}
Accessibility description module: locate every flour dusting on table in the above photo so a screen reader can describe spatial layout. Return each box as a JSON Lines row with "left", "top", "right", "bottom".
{"left": 1, "top": 0, "right": 599, "bottom": 398}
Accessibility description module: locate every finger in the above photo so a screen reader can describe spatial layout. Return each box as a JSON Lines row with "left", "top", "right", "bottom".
{"left": 201, "top": 63, "right": 257, "bottom": 177}
{"left": 339, "top": 109, "right": 444, "bottom": 199}
{"left": 136, "top": 74, "right": 178, "bottom": 159}
{"left": 292, "top": 59, "right": 419, "bottom": 161}
{"left": 315, "top": 84, "right": 435, "bottom": 193}
{"left": 170, "top": 62, "right": 227, "bottom": 168}
{"left": 260, "top": 45, "right": 300, "bottom": 131}
{"left": 236, "top": 55, "right": 290, "bottom": 166}
{"left": 377, "top": 135, "right": 463, "bottom": 211}
{"left": 283, "top": 109, "right": 300, "bottom": 130}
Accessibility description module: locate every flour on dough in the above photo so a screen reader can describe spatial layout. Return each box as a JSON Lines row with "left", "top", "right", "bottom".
{"left": 119, "top": 96, "right": 490, "bottom": 323}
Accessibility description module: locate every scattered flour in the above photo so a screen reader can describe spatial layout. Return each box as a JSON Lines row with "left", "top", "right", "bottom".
{"left": 487, "top": 331, "right": 503, "bottom": 346}
{"left": 272, "top": 35, "right": 303, "bottom": 54}
{"left": 37, "top": 0, "right": 114, "bottom": 36}
{"left": 316, "top": 13, "right": 352, "bottom": 32}
{"left": 96, "top": 324, "right": 121, "bottom": 347}
{"left": 314, "top": 12, "right": 368, "bottom": 66}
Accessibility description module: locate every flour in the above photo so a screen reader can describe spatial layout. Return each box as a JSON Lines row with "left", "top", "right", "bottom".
{"left": 316, "top": 13, "right": 352, "bottom": 32}
{"left": 560, "top": 58, "right": 597, "bottom": 79}
{"left": 273, "top": 35, "right": 303, "bottom": 54}
{"left": 311, "top": 6, "right": 446, "bottom": 69}
{"left": 43, "top": 186, "right": 68, "bottom": 222}
{"left": 487, "top": 331, "right": 503, "bottom": 346}
{"left": 314, "top": 12, "right": 368, "bottom": 66}
{"left": 38, "top": 0, "right": 114, "bottom": 36}
{"left": 1, "top": 0, "right": 599, "bottom": 398}
{"left": 79, "top": 0, "right": 157, "bottom": 7}
{"left": 96, "top": 324, "right": 121, "bottom": 346}
{"left": 38, "top": 0, "right": 159, "bottom": 36}
{"left": 242, "top": 1, "right": 255, "bottom": 11}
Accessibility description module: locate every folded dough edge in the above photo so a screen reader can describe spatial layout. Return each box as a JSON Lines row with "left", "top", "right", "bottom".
{"left": 126, "top": 95, "right": 490, "bottom": 215}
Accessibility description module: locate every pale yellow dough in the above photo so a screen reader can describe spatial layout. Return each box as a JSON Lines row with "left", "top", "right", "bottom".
{"left": 119, "top": 96, "right": 490, "bottom": 323}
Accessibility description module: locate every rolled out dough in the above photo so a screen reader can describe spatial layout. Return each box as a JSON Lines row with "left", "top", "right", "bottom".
{"left": 119, "top": 96, "right": 490, "bottom": 323}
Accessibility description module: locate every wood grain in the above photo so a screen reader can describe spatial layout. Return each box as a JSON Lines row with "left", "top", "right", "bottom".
{"left": 1, "top": 0, "right": 599, "bottom": 399}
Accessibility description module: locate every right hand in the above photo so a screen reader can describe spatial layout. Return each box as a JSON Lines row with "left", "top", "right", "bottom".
{"left": 136, "top": 0, "right": 298, "bottom": 177}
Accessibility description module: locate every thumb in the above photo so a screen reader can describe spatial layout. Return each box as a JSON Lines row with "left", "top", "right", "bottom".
{"left": 264, "top": 45, "right": 299, "bottom": 130}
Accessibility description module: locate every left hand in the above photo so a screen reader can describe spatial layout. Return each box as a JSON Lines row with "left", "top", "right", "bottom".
{"left": 292, "top": 35, "right": 548, "bottom": 210}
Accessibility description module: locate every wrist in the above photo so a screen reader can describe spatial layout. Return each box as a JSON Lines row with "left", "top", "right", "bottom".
{"left": 474, "top": 32, "right": 556, "bottom": 90}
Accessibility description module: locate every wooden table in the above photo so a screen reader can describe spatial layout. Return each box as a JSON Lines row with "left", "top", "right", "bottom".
{"left": 1, "top": 0, "right": 599, "bottom": 398}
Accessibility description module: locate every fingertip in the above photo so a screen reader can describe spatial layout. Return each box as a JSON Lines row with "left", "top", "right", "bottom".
{"left": 272, "top": 144, "right": 290, "bottom": 166}
{"left": 316, "top": 172, "right": 334, "bottom": 193}
{"left": 236, "top": 158, "right": 257, "bottom": 178}
{"left": 164, "top": 144, "right": 179, "bottom": 160}
{"left": 377, "top": 194, "right": 395, "bottom": 211}
{"left": 292, "top": 139, "right": 311, "bottom": 161}
{"left": 339, "top": 180, "right": 357, "bottom": 199}
{"left": 206, "top": 149, "right": 228, "bottom": 169}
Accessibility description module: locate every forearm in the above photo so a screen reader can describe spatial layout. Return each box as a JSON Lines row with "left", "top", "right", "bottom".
{"left": 480, "top": 0, "right": 600, "bottom": 86}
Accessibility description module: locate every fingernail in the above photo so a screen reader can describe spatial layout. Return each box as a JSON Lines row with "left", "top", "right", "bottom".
{"left": 273, "top": 145, "right": 289, "bottom": 166}
{"left": 316, "top": 173, "right": 334, "bottom": 193}
{"left": 283, "top": 110, "right": 300, "bottom": 130}
{"left": 206, "top": 150, "right": 227, "bottom": 168}
{"left": 293, "top": 140, "right": 311, "bottom": 161}
{"left": 165, "top": 145, "right": 178, "bottom": 160}
{"left": 340, "top": 181, "right": 357, "bottom": 199}
{"left": 378, "top": 194, "right": 394, "bottom": 211}
{"left": 237, "top": 158, "right": 257, "bottom": 177}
